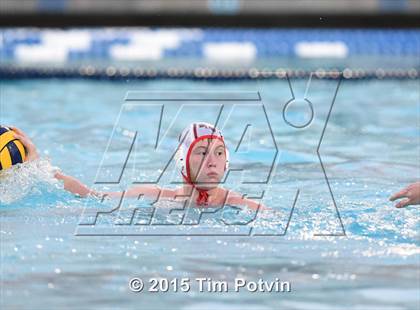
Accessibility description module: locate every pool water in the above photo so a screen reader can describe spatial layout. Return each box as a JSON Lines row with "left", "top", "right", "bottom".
{"left": 0, "top": 78, "right": 419, "bottom": 309}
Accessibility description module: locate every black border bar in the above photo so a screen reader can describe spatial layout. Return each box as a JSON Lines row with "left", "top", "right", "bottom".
{"left": 0, "top": 13, "right": 419, "bottom": 28}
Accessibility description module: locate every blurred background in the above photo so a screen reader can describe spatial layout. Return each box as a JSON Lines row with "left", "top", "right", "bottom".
{"left": 1, "top": 0, "right": 420, "bottom": 27}
{"left": 0, "top": 0, "right": 419, "bottom": 79}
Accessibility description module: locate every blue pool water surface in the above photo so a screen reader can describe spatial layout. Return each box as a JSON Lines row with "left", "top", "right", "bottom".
{"left": 0, "top": 77, "right": 419, "bottom": 309}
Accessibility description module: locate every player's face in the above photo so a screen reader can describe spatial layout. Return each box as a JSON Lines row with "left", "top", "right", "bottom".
{"left": 189, "top": 139, "right": 226, "bottom": 189}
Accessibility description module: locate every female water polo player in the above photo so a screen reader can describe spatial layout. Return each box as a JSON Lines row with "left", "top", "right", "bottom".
{"left": 10, "top": 124, "right": 265, "bottom": 210}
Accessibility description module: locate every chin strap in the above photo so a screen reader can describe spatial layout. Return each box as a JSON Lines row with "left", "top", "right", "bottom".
{"left": 182, "top": 174, "right": 209, "bottom": 206}
{"left": 196, "top": 189, "right": 209, "bottom": 206}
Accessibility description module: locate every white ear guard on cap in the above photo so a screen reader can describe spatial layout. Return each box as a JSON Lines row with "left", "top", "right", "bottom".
{"left": 224, "top": 147, "right": 230, "bottom": 170}
{"left": 175, "top": 122, "right": 229, "bottom": 178}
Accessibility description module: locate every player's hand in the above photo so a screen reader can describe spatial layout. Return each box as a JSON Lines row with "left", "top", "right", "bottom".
{"left": 9, "top": 126, "right": 40, "bottom": 162}
{"left": 389, "top": 182, "right": 420, "bottom": 208}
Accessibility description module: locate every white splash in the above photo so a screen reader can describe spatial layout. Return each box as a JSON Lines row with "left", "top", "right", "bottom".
{"left": 0, "top": 157, "right": 61, "bottom": 204}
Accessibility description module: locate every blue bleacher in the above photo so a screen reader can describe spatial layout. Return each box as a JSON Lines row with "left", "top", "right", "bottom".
{"left": 0, "top": 28, "right": 419, "bottom": 61}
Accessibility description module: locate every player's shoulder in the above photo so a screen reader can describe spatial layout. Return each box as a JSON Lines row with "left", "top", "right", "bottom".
{"left": 224, "top": 189, "right": 245, "bottom": 204}
{"left": 224, "top": 189, "right": 267, "bottom": 210}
